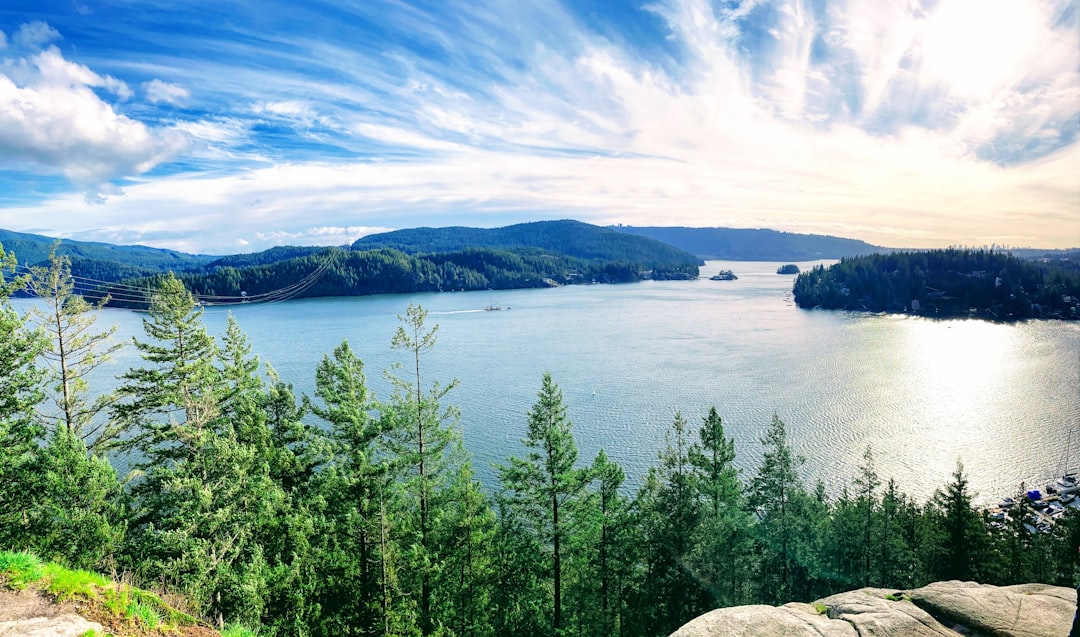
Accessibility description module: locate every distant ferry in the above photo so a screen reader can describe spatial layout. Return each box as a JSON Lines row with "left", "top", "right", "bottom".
{"left": 709, "top": 270, "right": 738, "bottom": 281}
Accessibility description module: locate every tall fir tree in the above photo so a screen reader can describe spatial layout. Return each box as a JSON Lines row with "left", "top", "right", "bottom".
{"left": 498, "top": 373, "right": 588, "bottom": 635}
{"left": 386, "top": 303, "right": 459, "bottom": 635}
{"left": 932, "top": 461, "right": 985, "bottom": 582}
{"left": 116, "top": 276, "right": 281, "bottom": 629}
{"left": 308, "top": 339, "right": 410, "bottom": 636}
{"left": 632, "top": 412, "right": 709, "bottom": 634}
{"left": 750, "top": 414, "right": 820, "bottom": 603}
{"left": 26, "top": 245, "right": 125, "bottom": 452}
{"left": 688, "top": 407, "right": 752, "bottom": 607}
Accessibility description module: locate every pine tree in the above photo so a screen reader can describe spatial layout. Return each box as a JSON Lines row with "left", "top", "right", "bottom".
{"left": 751, "top": 414, "right": 818, "bottom": 603}
{"left": 852, "top": 446, "right": 880, "bottom": 586}
{"left": 116, "top": 277, "right": 281, "bottom": 628}
{"left": 26, "top": 245, "right": 125, "bottom": 452}
{"left": 430, "top": 440, "right": 498, "bottom": 637}
{"left": 570, "top": 449, "right": 632, "bottom": 636}
{"left": 386, "top": 303, "right": 459, "bottom": 635}
{"left": 687, "top": 407, "right": 751, "bottom": 606}
{"left": 932, "top": 461, "right": 985, "bottom": 581}
{"left": 308, "top": 339, "right": 410, "bottom": 635}
{"left": 498, "top": 373, "right": 587, "bottom": 635}
{"left": 112, "top": 273, "right": 220, "bottom": 454}
{"left": 0, "top": 243, "right": 48, "bottom": 553}
{"left": 633, "top": 412, "right": 709, "bottom": 633}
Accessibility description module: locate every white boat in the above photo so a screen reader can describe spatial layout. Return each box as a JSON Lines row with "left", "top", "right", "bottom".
{"left": 1047, "top": 474, "right": 1079, "bottom": 495}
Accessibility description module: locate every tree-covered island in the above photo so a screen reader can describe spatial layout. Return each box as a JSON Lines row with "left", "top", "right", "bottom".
{"left": 793, "top": 249, "right": 1080, "bottom": 320}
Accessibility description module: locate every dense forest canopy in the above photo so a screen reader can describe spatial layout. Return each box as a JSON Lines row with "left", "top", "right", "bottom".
{"left": 353, "top": 219, "right": 703, "bottom": 267}
{"left": 793, "top": 249, "right": 1080, "bottom": 320}
{"left": 2, "top": 242, "right": 1079, "bottom": 637}
{"left": 101, "top": 245, "right": 699, "bottom": 309}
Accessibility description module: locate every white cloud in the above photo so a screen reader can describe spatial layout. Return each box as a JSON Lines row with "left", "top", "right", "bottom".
{"left": 0, "top": 42, "right": 186, "bottom": 183}
{"left": 144, "top": 78, "right": 189, "bottom": 104}
{"left": 13, "top": 21, "right": 60, "bottom": 48}
{"left": 0, "top": 31, "right": 7, "bottom": 49}
{"left": 0, "top": 3, "right": 1075, "bottom": 253}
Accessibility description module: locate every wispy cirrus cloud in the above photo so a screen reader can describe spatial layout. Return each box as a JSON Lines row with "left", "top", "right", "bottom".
{"left": 0, "top": 0, "right": 1076, "bottom": 253}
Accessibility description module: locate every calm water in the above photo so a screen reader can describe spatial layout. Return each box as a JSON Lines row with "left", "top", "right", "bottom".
{"left": 18, "top": 260, "right": 1080, "bottom": 503}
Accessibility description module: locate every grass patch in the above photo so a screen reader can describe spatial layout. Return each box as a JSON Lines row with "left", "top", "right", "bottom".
{"left": 222, "top": 625, "right": 258, "bottom": 637}
{"left": 885, "top": 592, "right": 908, "bottom": 602}
{"left": 127, "top": 598, "right": 162, "bottom": 630}
{"left": 1, "top": 550, "right": 209, "bottom": 636}
{"left": 0, "top": 550, "right": 45, "bottom": 588}
{"left": 813, "top": 601, "right": 828, "bottom": 614}
{"left": 42, "top": 563, "right": 110, "bottom": 601}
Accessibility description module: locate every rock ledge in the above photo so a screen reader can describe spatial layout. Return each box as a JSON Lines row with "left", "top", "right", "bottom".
{"left": 671, "top": 581, "right": 1075, "bottom": 637}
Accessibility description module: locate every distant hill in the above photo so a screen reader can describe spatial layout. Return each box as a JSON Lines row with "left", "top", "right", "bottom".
{"left": 611, "top": 226, "right": 883, "bottom": 260}
{"left": 353, "top": 220, "right": 703, "bottom": 268}
{"left": 0, "top": 228, "right": 214, "bottom": 281}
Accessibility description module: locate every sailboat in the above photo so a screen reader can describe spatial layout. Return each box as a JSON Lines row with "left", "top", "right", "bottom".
{"left": 1045, "top": 429, "right": 1078, "bottom": 495}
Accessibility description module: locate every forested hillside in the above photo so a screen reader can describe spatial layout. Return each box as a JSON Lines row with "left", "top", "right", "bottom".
{"left": 105, "top": 245, "right": 698, "bottom": 308}
{"left": 3, "top": 243, "right": 1078, "bottom": 637}
{"left": 353, "top": 219, "right": 703, "bottom": 266}
{"left": 613, "top": 225, "right": 882, "bottom": 260}
{"left": 793, "top": 249, "right": 1080, "bottom": 319}
{"left": 0, "top": 228, "right": 213, "bottom": 281}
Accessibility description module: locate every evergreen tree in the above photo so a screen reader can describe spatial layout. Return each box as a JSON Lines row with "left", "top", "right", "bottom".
{"left": 932, "top": 461, "right": 985, "bottom": 581}
{"left": 0, "top": 243, "right": 48, "bottom": 554}
{"left": 570, "top": 449, "right": 632, "bottom": 636}
{"left": 687, "top": 407, "right": 751, "bottom": 606}
{"left": 633, "top": 412, "right": 710, "bottom": 634}
{"left": 750, "top": 414, "right": 819, "bottom": 603}
{"left": 26, "top": 245, "right": 125, "bottom": 452}
{"left": 23, "top": 427, "right": 125, "bottom": 571}
{"left": 498, "top": 373, "right": 587, "bottom": 635}
{"left": 116, "top": 277, "right": 281, "bottom": 629}
{"left": 852, "top": 446, "right": 880, "bottom": 586}
{"left": 112, "top": 273, "right": 220, "bottom": 454}
{"left": 307, "top": 339, "right": 410, "bottom": 635}
{"left": 430, "top": 440, "right": 498, "bottom": 637}
{"left": 386, "top": 303, "right": 459, "bottom": 635}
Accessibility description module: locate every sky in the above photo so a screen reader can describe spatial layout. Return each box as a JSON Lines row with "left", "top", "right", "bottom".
{"left": 0, "top": 0, "right": 1077, "bottom": 255}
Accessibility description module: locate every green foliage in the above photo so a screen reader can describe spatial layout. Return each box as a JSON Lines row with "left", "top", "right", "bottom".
{"left": 0, "top": 550, "right": 46, "bottom": 588}
{"left": 793, "top": 249, "right": 1080, "bottom": 319}
{"left": 354, "top": 220, "right": 700, "bottom": 267}
{"left": 25, "top": 245, "right": 126, "bottom": 451}
{"left": 0, "top": 228, "right": 213, "bottom": 279}
{"left": 498, "top": 373, "right": 589, "bottom": 635}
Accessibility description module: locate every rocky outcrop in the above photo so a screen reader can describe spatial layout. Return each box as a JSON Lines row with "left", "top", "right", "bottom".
{"left": 0, "top": 588, "right": 104, "bottom": 637}
{"left": 671, "top": 581, "right": 1076, "bottom": 637}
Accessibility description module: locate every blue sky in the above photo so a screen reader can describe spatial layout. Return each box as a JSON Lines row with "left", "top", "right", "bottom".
{"left": 0, "top": 0, "right": 1077, "bottom": 254}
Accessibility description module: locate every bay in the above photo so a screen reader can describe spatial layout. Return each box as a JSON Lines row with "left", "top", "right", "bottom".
{"left": 18, "top": 259, "right": 1080, "bottom": 503}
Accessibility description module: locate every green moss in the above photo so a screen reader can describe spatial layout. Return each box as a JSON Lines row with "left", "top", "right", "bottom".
{"left": 813, "top": 602, "right": 828, "bottom": 614}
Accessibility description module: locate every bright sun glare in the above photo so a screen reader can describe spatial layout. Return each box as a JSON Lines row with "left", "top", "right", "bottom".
{"left": 919, "top": 0, "right": 1040, "bottom": 99}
